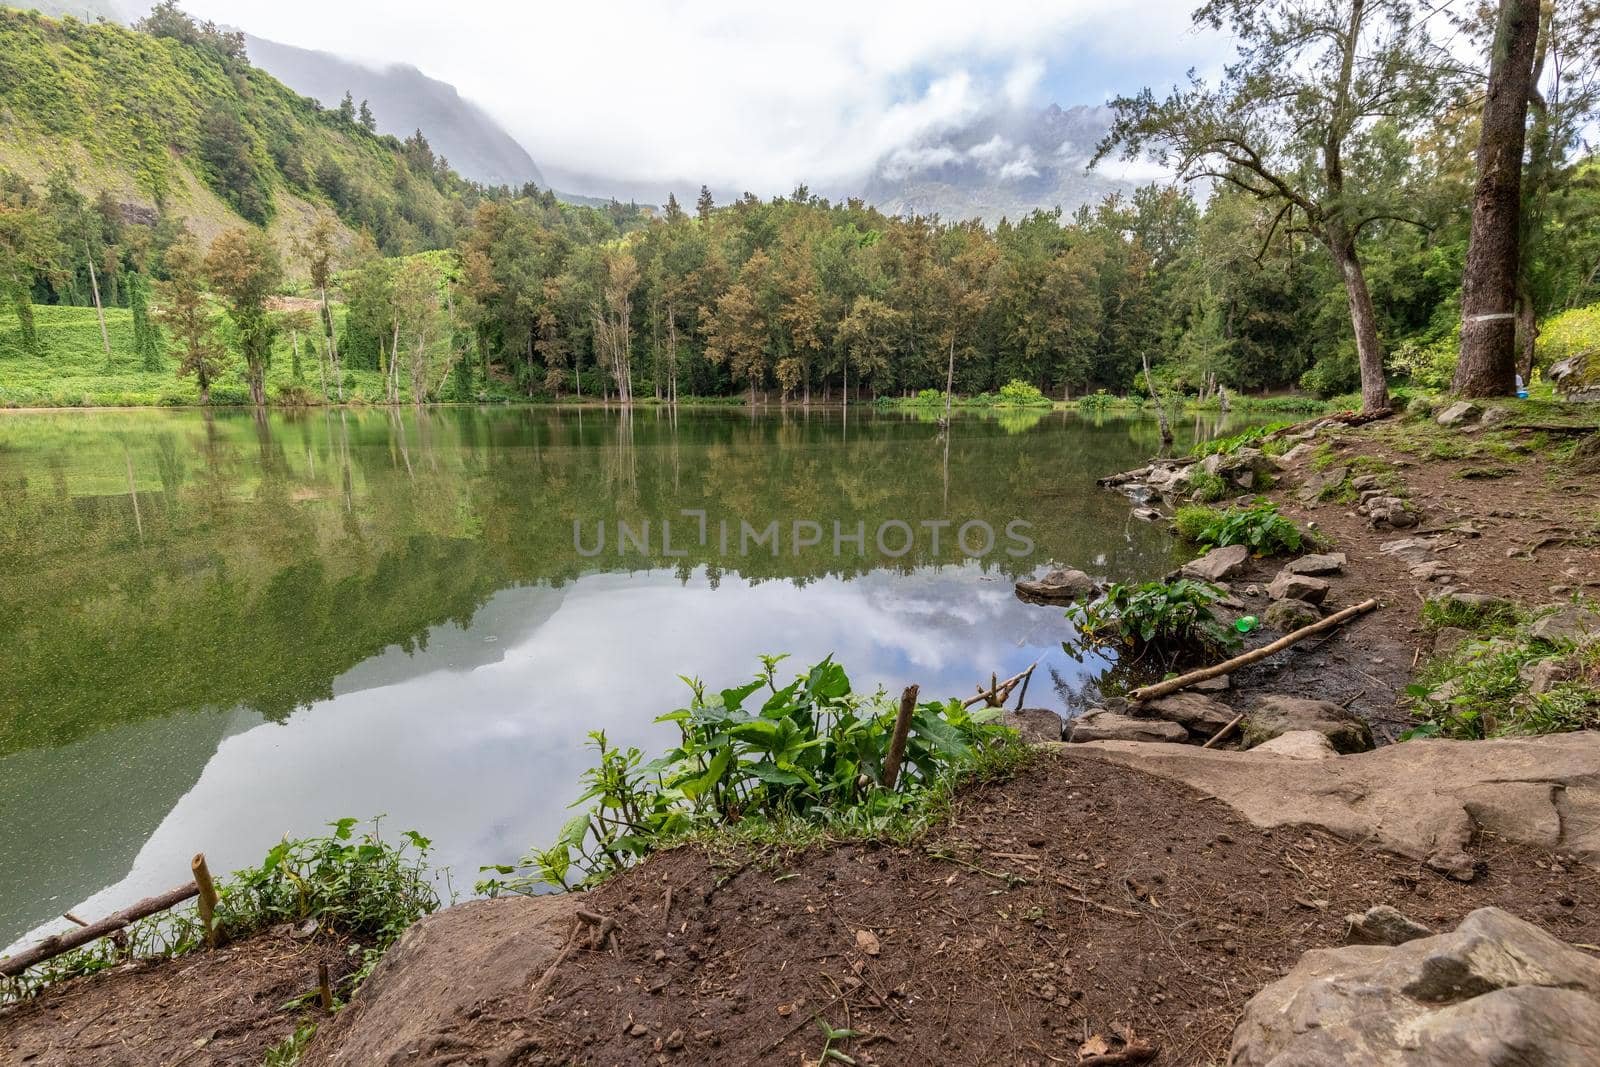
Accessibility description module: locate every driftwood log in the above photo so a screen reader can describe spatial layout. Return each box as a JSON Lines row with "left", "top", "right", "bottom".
{"left": 0, "top": 883, "right": 199, "bottom": 978}
{"left": 1128, "top": 598, "right": 1380, "bottom": 703}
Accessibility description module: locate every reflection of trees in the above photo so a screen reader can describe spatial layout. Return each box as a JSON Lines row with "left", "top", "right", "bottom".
{"left": 0, "top": 408, "right": 1193, "bottom": 754}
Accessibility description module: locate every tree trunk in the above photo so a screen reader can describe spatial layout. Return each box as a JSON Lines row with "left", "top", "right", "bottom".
{"left": 943, "top": 334, "right": 956, "bottom": 424}
{"left": 1455, "top": 0, "right": 1541, "bottom": 398}
{"left": 320, "top": 286, "right": 342, "bottom": 402}
{"left": 87, "top": 246, "right": 111, "bottom": 363}
{"left": 1142, "top": 350, "right": 1172, "bottom": 448}
{"left": 1325, "top": 225, "right": 1389, "bottom": 412}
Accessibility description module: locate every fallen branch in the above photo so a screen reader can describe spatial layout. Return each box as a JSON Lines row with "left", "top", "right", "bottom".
{"left": 962, "top": 662, "right": 1037, "bottom": 709}
{"left": 1079, "top": 1040, "right": 1158, "bottom": 1066}
{"left": 1128, "top": 598, "right": 1381, "bottom": 702}
{"left": 1, "top": 883, "right": 200, "bottom": 978}
{"left": 1200, "top": 713, "right": 1244, "bottom": 750}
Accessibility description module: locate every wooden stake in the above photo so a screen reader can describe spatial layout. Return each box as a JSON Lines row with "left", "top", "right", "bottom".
{"left": 881, "top": 685, "right": 919, "bottom": 791}
{"left": 1128, "top": 598, "right": 1380, "bottom": 703}
{"left": 318, "top": 962, "right": 333, "bottom": 1011}
{"left": 1, "top": 884, "right": 199, "bottom": 978}
{"left": 1201, "top": 713, "right": 1245, "bottom": 750}
{"left": 192, "top": 853, "right": 220, "bottom": 948}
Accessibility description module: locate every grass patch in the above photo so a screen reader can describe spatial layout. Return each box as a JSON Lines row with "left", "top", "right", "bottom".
{"left": 1420, "top": 594, "right": 1520, "bottom": 631}
{"left": 1, "top": 819, "right": 439, "bottom": 1004}
{"left": 1187, "top": 468, "right": 1228, "bottom": 503}
{"left": 1404, "top": 605, "right": 1600, "bottom": 739}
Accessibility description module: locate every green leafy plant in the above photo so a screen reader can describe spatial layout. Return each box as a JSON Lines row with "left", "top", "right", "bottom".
{"left": 1175, "top": 499, "right": 1312, "bottom": 556}
{"left": 1, "top": 820, "right": 438, "bottom": 1003}
{"left": 995, "top": 379, "right": 1051, "bottom": 407}
{"left": 1188, "top": 422, "right": 1292, "bottom": 458}
{"left": 1186, "top": 468, "right": 1228, "bottom": 503}
{"left": 1070, "top": 578, "right": 1240, "bottom": 657}
{"left": 480, "top": 656, "right": 1020, "bottom": 894}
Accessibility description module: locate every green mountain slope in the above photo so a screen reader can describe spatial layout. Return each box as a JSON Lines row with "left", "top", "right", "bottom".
{"left": 0, "top": 7, "right": 471, "bottom": 253}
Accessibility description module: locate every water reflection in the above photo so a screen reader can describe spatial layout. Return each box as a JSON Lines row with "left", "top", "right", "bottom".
{"left": 0, "top": 405, "right": 1248, "bottom": 946}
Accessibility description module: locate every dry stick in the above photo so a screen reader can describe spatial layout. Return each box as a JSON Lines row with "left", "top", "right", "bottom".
{"left": 1128, "top": 598, "right": 1380, "bottom": 703}
{"left": 881, "top": 685, "right": 920, "bottom": 791}
{"left": 962, "top": 662, "right": 1037, "bottom": 709}
{"left": 318, "top": 962, "right": 333, "bottom": 1011}
{"left": 192, "top": 853, "right": 220, "bottom": 948}
{"left": 1200, "top": 714, "right": 1244, "bottom": 750}
{"left": 1, "top": 883, "right": 199, "bottom": 978}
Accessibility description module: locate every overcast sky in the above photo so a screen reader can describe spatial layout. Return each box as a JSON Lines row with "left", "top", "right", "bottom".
{"left": 163, "top": 1, "right": 1226, "bottom": 196}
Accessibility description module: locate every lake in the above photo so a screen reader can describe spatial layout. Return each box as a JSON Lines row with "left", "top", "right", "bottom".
{"left": 0, "top": 404, "right": 1250, "bottom": 947}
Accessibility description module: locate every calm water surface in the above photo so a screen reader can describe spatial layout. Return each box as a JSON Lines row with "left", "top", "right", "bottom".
{"left": 0, "top": 405, "right": 1252, "bottom": 946}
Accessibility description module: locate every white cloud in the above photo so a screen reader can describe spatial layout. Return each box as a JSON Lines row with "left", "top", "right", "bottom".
{"left": 166, "top": 0, "right": 1215, "bottom": 197}
{"left": 998, "top": 155, "right": 1041, "bottom": 181}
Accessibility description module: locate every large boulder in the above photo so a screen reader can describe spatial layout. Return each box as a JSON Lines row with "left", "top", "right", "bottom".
{"left": 1242, "top": 695, "right": 1375, "bottom": 754}
{"left": 1267, "top": 569, "right": 1331, "bottom": 604}
{"left": 1252, "top": 730, "right": 1339, "bottom": 760}
{"left": 1066, "top": 710, "right": 1188, "bottom": 745}
{"left": 1015, "top": 567, "right": 1099, "bottom": 603}
{"left": 1129, "top": 692, "right": 1236, "bottom": 740}
{"left": 1203, "top": 447, "right": 1277, "bottom": 489}
{"left": 1050, "top": 731, "right": 1600, "bottom": 880}
{"left": 1180, "top": 543, "right": 1251, "bottom": 582}
{"left": 1230, "top": 908, "right": 1600, "bottom": 1066}
{"left": 1530, "top": 604, "right": 1600, "bottom": 646}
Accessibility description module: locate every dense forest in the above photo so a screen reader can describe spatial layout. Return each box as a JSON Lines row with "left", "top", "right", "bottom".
{"left": 1, "top": 1, "right": 1598, "bottom": 409}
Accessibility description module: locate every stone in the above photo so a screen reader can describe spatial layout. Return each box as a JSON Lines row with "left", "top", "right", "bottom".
{"left": 1284, "top": 552, "right": 1346, "bottom": 576}
{"left": 1066, "top": 710, "right": 1188, "bottom": 745}
{"left": 1409, "top": 560, "right": 1457, "bottom": 583}
{"left": 1296, "top": 465, "right": 1349, "bottom": 503}
{"left": 1241, "top": 695, "right": 1375, "bottom": 754}
{"left": 1131, "top": 507, "right": 1163, "bottom": 522}
{"left": 1130, "top": 692, "right": 1236, "bottom": 739}
{"left": 1435, "top": 400, "right": 1482, "bottom": 427}
{"left": 1015, "top": 568, "right": 1099, "bottom": 603}
{"left": 1049, "top": 732, "right": 1600, "bottom": 879}
{"left": 1479, "top": 405, "right": 1514, "bottom": 427}
{"left": 1252, "top": 730, "right": 1339, "bottom": 760}
{"left": 1379, "top": 536, "right": 1440, "bottom": 565}
{"left": 1002, "top": 707, "right": 1065, "bottom": 743}
{"left": 1350, "top": 473, "right": 1384, "bottom": 492}
{"left": 1267, "top": 569, "right": 1330, "bottom": 605}
{"left": 1230, "top": 908, "right": 1600, "bottom": 1066}
{"left": 1279, "top": 442, "right": 1315, "bottom": 464}
{"left": 1264, "top": 598, "right": 1322, "bottom": 631}
{"left": 1530, "top": 604, "right": 1600, "bottom": 645}
{"left": 1192, "top": 674, "right": 1231, "bottom": 692}
{"left": 1520, "top": 657, "right": 1565, "bottom": 695}
{"left": 1432, "top": 626, "right": 1473, "bottom": 656}
{"left": 1429, "top": 591, "right": 1514, "bottom": 620}
{"left": 1180, "top": 544, "right": 1251, "bottom": 582}
{"left": 1342, "top": 904, "right": 1433, "bottom": 946}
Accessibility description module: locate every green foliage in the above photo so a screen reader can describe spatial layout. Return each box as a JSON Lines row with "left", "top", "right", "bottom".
{"left": 0, "top": 819, "right": 438, "bottom": 1002}
{"left": 995, "top": 379, "right": 1050, "bottom": 407}
{"left": 479, "top": 656, "right": 1019, "bottom": 893}
{"left": 1420, "top": 595, "right": 1519, "bottom": 631}
{"left": 263, "top": 1022, "right": 317, "bottom": 1067}
{"left": 1175, "top": 499, "right": 1311, "bottom": 556}
{"left": 1186, "top": 468, "right": 1228, "bottom": 503}
{"left": 1404, "top": 603, "right": 1600, "bottom": 740}
{"left": 1189, "top": 422, "right": 1292, "bottom": 458}
{"left": 1076, "top": 390, "right": 1123, "bottom": 412}
{"left": 1070, "top": 578, "right": 1240, "bottom": 655}
{"left": 1537, "top": 303, "right": 1600, "bottom": 380}
{"left": 1389, "top": 329, "right": 1460, "bottom": 391}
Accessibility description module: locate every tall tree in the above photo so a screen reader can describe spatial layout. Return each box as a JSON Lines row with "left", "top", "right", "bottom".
{"left": 0, "top": 174, "right": 52, "bottom": 356}
{"left": 205, "top": 228, "right": 282, "bottom": 407}
{"left": 157, "top": 233, "right": 224, "bottom": 404}
{"left": 393, "top": 257, "right": 442, "bottom": 404}
{"left": 1455, "top": 0, "right": 1543, "bottom": 396}
{"left": 296, "top": 217, "right": 343, "bottom": 400}
{"left": 1098, "top": 0, "right": 1460, "bottom": 412}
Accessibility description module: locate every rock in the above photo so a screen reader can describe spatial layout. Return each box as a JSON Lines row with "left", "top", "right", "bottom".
{"left": 1202, "top": 447, "right": 1278, "bottom": 490}
{"left": 1379, "top": 536, "right": 1440, "bottom": 565}
{"left": 1342, "top": 904, "right": 1433, "bottom": 946}
{"left": 1252, "top": 730, "right": 1339, "bottom": 760}
{"left": 1015, "top": 568, "right": 1099, "bottom": 603}
{"left": 1130, "top": 692, "right": 1236, "bottom": 739}
{"left": 1479, "top": 405, "right": 1513, "bottom": 427}
{"left": 1409, "top": 560, "right": 1457, "bottom": 582}
{"left": 1432, "top": 626, "right": 1473, "bottom": 656}
{"left": 1530, "top": 604, "right": 1600, "bottom": 645}
{"left": 1066, "top": 710, "right": 1189, "bottom": 745}
{"left": 1264, "top": 598, "right": 1322, "bottom": 631}
{"left": 1267, "top": 569, "right": 1331, "bottom": 605}
{"left": 1520, "top": 657, "right": 1565, "bottom": 695}
{"left": 1406, "top": 394, "right": 1436, "bottom": 417}
{"left": 1350, "top": 473, "right": 1384, "bottom": 492}
{"left": 1241, "top": 695, "right": 1375, "bottom": 754}
{"left": 1280, "top": 442, "right": 1315, "bottom": 464}
{"left": 1363, "top": 496, "right": 1420, "bottom": 529}
{"left": 1180, "top": 544, "right": 1251, "bottom": 582}
{"left": 1131, "top": 506, "right": 1164, "bottom": 522}
{"left": 1230, "top": 908, "right": 1600, "bottom": 1066}
{"left": 1003, "top": 707, "right": 1065, "bottom": 743}
{"left": 1192, "top": 674, "right": 1231, "bottom": 692}
{"left": 1429, "top": 590, "right": 1514, "bottom": 620}
{"left": 1435, "top": 400, "right": 1482, "bottom": 427}
{"left": 1050, "top": 732, "right": 1600, "bottom": 879}
{"left": 1296, "top": 464, "right": 1349, "bottom": 503}
{"left": 1284, "top": 552, "right": 1346, "bottom": 576}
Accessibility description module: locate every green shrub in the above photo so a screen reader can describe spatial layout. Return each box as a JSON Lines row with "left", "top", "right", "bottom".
{"left": 2, "top": 820, "right": 437, "bottom": 1002}
{"left": 1071, "top": 578, "right": 1240, "bottom": 656}
{"left": 1189, "top": 422, "right": 1293, "bottom": 458}
{"left": 1187, "top": 469, "right": 1228, "bottom": 503}
{"left": 995, "top": 379, "right": 1050, "bottom": 407}
{"left": 1536, "top": 303, "right": 1600, "bottom": 372}
{"left": 1176, "top": 499, "right": 1312, "bottom": 556}
{"left": 480, "top": 656, "right": 1020, "bottom": 893}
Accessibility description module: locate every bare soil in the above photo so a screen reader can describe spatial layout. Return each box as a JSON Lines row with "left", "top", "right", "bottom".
{"left": 0, "top": 932, "right": 352, "bottom": 1066}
